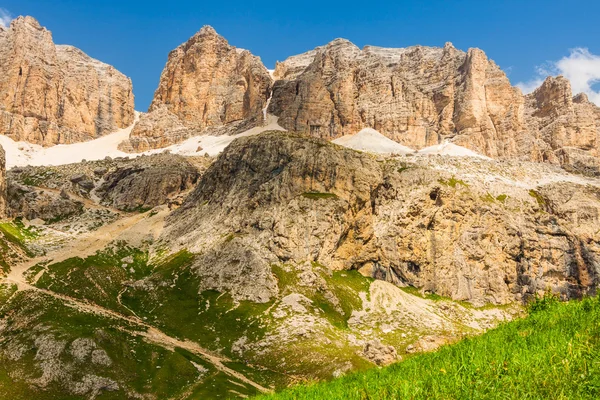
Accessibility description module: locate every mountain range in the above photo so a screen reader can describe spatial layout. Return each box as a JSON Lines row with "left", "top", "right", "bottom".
{"left": 0, "top": 15, "right": 599, "bottom": 400}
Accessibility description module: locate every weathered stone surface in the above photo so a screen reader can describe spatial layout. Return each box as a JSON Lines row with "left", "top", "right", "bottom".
{"left": 95, "top": 154, "right": 201, "bottom": 211}
{"left": 524, "top": 76, "right": 600, "bottom": 174}
{"left": 0, "top": 16, "right": 135, "bottom": 146}
{"left": 0, "top": 144, "right": 6, "bottom": 217}
{"left": 269, "top": 41, "right": 523, "bottom": 151}
{"left": 118, "top": 105, "right": 196, "bottom": 152}
{"left": 269, "top": 40, "right": 600, "bottom": 172}
{"left": 363, "top": 339, "right": 398, "bottom": 366}
{"left": 165, "top": 132, "right": 600, "bottom": 305}
{"left": 7, "top": 182, "right": 84, "bottom": 222}
{"left": 7, "top": 154, "right": 211, "bottom": 212}
{"left": 121, "top": 26, "right": 271, "bottom": 152}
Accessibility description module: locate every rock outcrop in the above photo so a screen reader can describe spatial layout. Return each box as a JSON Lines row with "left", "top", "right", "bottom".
{"left": 95, "top": 154, "right": 201, "bottom": 211}
{"left": 0, "top": 144, "right": 6, "bottom": 217}
{"left": 524, "top": 76, "right": 600, "bottom": 174}
{"left": 164, "top": 131, "right": 600, "bottom": 306}
{"left": 7, "top": 182, "right": 84, "bottom": 223}
{"left": 7, "top": 154, "right": 208, "bottom": 213}
{"left": 269, "top": 40, "right": 600, "bottom": 172}
{"left": 0, "top": 16, "right": 135, "bottom": 146}
{"left": 269, "top": 41, "right": 525, "bottom": 152}
{"left": 121, "top": 26, "right": 271, "bottom": 152}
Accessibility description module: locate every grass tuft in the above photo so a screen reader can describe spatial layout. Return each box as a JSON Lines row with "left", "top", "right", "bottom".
{"left": 256, "top": 295, "right": 600, "bottom": 400}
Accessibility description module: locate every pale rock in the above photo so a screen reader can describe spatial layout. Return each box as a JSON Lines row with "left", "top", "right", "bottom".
{"left": 269, "top": 39, "right": 600, "bottom": 172}
{"left": 363, "top": 339, "right": 398, "bottom": 366}
{"left": 0, "top": 16, "right": 135, "bottom": 146}
{"left": 164, "top": 132, "right": 600, "bottom": 305}
{"left": 121, "top": 25, "right": 272, "bottom": 152}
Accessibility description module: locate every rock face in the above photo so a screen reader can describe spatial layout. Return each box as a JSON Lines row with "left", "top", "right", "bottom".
{"left": 524, "top": 77, "right": 600, "bottom": 173}
{"left": 0, "top": 144, "right": 6, "bottom": 217}
{"left": 165, "top": 131, "right": 600, "bottom": 306}
{"left": 6, "top": 154, "right": 207, "bottom": 213}
{"left": 7, "top": 182, "right": 84, "bottom": 222}
{"left": 121, "top": 26, "right": 271, "bottom": 152}
{"left": 95, "top": 154, "right": 201, "bottom": 211}
{"left": 269, "top": 40, "right": 600, "bottom": 172}
{"left": 0, "top": 16, "right": 135, "bottom": 146}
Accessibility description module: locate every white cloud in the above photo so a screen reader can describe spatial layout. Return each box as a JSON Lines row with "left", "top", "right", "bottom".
{"left": 0, "top": 8, "right": 12, "bottom": 28}
{"left": 517, "top": 48, "right": 600, "bottom": 106}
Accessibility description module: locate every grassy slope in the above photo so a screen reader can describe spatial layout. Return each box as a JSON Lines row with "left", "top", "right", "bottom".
{"left": 256, "top": 295, "right": 600, "bottom": 400}
{"left": 0, "top": 219, "right": 38, "bottom": 274}
{"left": 0, "top": 285, "right": 258, "bottom": 400}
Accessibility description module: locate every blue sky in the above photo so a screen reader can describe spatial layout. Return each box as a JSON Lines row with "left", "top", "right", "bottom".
{"left": 2, "top": 0, "right": 600, "bottom": 109}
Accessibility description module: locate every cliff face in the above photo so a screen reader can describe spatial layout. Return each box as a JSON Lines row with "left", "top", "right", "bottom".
{"left": 164, "top": 132, "right": 600, "bottom": 306}
{"left": 0, "top": 16, "right": 135, "bottom": 146}
{"left": 0, "top": 144, "right": 6, "bottom": 217}
{"left": 269, "top": 40, "right": 600, "bottom": 172}
{"left": 269, "top": 41, "right": 525, "bottom": 153}
{"left": 524, "top": 77, "right": 600, "bottom": 173}
{"left": 121, "top": 26, "right": 272, "bottom": 152}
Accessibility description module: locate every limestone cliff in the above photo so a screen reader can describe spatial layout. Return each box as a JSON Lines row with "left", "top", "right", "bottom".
{"left": 524, "top": 76, "right": 600, "bottom": 173}
{"left": 0, "top": 144, "right": 6, "bottom": 217}
{"left": 269, "top": 40, "right": 600, "bottom": 172}
{"left": 121, "top": 26, "right": 272, "bottom": 152}
{"left": 165, "top": 131, "right": 600, "bottom": 306}
{"left": 269, "top": 41, "right": 525, "bottom": 153}
{"left": 0, "top": 16, "right": 135, "bottom": 146}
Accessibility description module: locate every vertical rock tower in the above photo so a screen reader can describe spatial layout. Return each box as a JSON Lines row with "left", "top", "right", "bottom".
{"left": 120, "top": 26, "right": 272, "bottom": 152}
{"left": 269, "top": 40, "right": 600, "bottom": 171}
{"left": 0, "top": 16, "right": 135, "bottom": 146}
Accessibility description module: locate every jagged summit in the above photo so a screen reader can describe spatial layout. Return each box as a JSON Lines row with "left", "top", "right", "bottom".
{"left": 10, "top": 15, "right": 43, "bottom": 29}
{"left": 267, "top": 38, "right": 600, "bottom": 173}
{"left": 0, "top": 15, "right": 134, "bottom": 146}
{"left": 1, "top": 15, "right": 599, "bottom": 175}
{"left": 120, "top": 22, "right": 272, "bottom": 152}
{"left": 198, "top": 24, "right": 217, "bottom": 35}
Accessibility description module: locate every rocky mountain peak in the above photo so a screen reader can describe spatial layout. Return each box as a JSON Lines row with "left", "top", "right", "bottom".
{"left": 573, "top": 92, "right": 590, "bottom": 104}
{"left": 11, "top": 15, "right": 44, "bottom": 30}
{"left": 121, "top": 24, "right": 272, "bottom": 152}
{"left": 0, "top": 16, "right": 135, "bottom": 146}
{"left": 198, "top": 25, "right": 218, "bottom": 36}
{"left": 267, "top": 39, "right": 600, "bottom": 173}
{"left": 530, "top": 75, "right": 574, "bottom": 116}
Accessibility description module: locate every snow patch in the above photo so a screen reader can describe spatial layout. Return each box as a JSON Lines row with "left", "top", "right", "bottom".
{"left": 417, "top": 141, "right": 491, "bottom": 159}
{"left": 1, "top": 114, "right": 285, "bottom": 169}
{"left": 332, "top": 128, "right": 415, "bottom": 155}
{"left": 0, "top": 121, "right": 135, "bottom": 169}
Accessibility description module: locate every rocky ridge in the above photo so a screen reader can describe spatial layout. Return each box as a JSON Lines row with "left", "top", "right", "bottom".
{"left": 7, "top": 153, "right": 210, "bottom": 218}
{"left": 120, "top": 26, "right": 272, "bottom": 152}
{"left": 0, "top": 16, "right": 135, "bottom": 146}
{"left": 165, "top": 131, "right": 600, "bottom": 306}
{"left": 269, "top": 40, "right": 600, "bottom": 172}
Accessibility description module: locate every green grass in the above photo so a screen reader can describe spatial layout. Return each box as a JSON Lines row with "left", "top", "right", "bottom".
{"left": 529, "top": 189, "right": 546, "bottom": 207}
{"left": 438, "top": 177, "right": 469, "bottom": 188}
{"left": 255, "top": 295, "right": 600, "bottom": 400}
{"left": 34, "top": 243, "right": 151, "bottom": 313}
{"left": 0, "top": 219, "right": 38, "bottom": 262}
{"left": 0, "top": 290, "right": 250, "bottom": 400}
{"left": 29, "top": 248, "right": 291, "bottom": 390}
